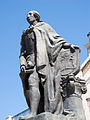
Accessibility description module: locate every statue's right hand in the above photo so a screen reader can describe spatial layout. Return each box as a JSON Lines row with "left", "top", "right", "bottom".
{"left": 20, "top": 65, "right": 26, "bottom": 73}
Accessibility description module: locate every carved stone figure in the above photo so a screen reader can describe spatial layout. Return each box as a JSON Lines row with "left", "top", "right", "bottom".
{"left": 19, "top": 11, "right": 86, "bottom": 120}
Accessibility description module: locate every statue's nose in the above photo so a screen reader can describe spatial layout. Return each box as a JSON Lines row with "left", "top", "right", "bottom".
{"left": 27, "top": 15, "right": 29, "bottom": 18}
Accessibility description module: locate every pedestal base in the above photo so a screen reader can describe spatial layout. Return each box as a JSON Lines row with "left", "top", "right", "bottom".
{"left": 24, "top": 112, "right": 79, "bottom": 120}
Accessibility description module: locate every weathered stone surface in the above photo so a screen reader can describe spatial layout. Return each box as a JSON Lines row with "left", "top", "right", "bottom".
{"left": 26, "top": 112, "right": 80, "bottom": 120}
{"left": 19, "top": 10, "right": 86, "bottom": 120}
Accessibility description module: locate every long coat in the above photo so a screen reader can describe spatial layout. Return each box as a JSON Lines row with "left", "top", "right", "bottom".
{"left": 20, "top": 21, "right": 67, "bottom": 114}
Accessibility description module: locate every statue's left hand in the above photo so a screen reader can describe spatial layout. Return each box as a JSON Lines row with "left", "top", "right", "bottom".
{"left": 70, "top": 44, "right": 81, "bottom": 52}
{"left": 63, "top": 43, "right": 81, "bottom": 52}
{"left": 20, "top": 65, "right": 26, "bottom": 73}
{"left": 63, "top": 43, "right": 76, "bottom": 51}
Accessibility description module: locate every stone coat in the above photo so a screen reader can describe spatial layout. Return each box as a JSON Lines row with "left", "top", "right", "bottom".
{"left": 20, "top": 22, "right": 66, "bottom": 77}
{"left": 20, "top": 21, "right": 67, "bottom": 114}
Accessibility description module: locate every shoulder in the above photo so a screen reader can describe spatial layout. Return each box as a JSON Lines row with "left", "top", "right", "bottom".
{"left": 41, "top": 22, "right": 56, "bottom": 33}
{"left": 40, "top": 21, "right": 50, "bottom": 27}
{"left": 22, "top": 27, "right": 31, "bottom": 36}
{"left": 21, "top": 29, "right": 28, "bottom": 42}
{"left": 37, "top": 22, "right": 53, "bottom": 31}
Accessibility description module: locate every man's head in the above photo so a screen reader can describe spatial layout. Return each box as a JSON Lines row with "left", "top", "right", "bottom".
{"left": 27, "top": 11, "right": 40, "bottom": 24}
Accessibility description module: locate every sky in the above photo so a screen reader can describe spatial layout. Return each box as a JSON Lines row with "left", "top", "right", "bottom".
{"left": 0, "top": 0, "right": 90, "bottom": 120}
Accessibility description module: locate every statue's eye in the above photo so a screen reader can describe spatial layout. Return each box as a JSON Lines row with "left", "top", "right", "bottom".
{"left": 29, "top": 13, "right": 32, "bottom": 15}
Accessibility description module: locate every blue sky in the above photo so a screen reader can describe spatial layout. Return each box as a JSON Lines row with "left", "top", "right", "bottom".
{"left": 0, "top": 0, "right": 90, "bottom": 120}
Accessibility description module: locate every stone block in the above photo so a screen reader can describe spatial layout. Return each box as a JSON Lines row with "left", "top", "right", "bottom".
{"left": 25, "top": 112, "right": 80, "bottom": 120}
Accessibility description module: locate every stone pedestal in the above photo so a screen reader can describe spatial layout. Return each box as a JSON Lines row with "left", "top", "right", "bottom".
{"left": 25, "top": 112, "right": 80, "bottom": 120}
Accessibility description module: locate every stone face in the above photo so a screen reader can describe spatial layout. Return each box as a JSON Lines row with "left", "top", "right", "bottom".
{"left": 25, "top": 112, "right": 80, "bottom": 120}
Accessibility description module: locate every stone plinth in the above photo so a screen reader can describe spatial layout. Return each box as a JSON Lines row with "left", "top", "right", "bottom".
{"left": 25, "top": 112, "right": 80, "bottom": 120}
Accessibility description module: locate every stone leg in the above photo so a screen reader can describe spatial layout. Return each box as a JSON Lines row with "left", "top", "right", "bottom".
{"left": 28, "top": 70, "right": 40, "bottom": 115}
{"left": 19, "top": 70, "right": 40, "bottom": 120}
{"left": 28, "top": 85, "right": 40, "bottom": 115}
{"left": 24, "top": 90, "right": 30, "bottom": 108}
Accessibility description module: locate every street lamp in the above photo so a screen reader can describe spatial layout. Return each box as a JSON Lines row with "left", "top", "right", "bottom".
{"left": 87, "top": 32, "right": 90, "bottom": 42}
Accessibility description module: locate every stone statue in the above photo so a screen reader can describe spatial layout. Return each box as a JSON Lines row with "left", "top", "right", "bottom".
{"left": 19, "top": 11, "right": 87, "bottom": 120}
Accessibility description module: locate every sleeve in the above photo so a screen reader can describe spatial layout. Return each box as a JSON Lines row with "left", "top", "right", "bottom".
{"left": 19, "top": 34, "right": 27, "bottom": 67}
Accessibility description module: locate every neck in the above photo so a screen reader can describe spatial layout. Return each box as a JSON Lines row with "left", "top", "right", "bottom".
{"left": 30, "top": 20, "right": 38, "bottom": 26}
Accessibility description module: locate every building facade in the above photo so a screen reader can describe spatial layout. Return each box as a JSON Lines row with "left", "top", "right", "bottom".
{"left": 81, "top": 41, "right": 90, "bottom": 120}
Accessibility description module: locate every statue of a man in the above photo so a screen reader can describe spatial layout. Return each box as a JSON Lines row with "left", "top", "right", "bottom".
{"left": 19, "top": 11, "right": 76, "bottom": 119}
